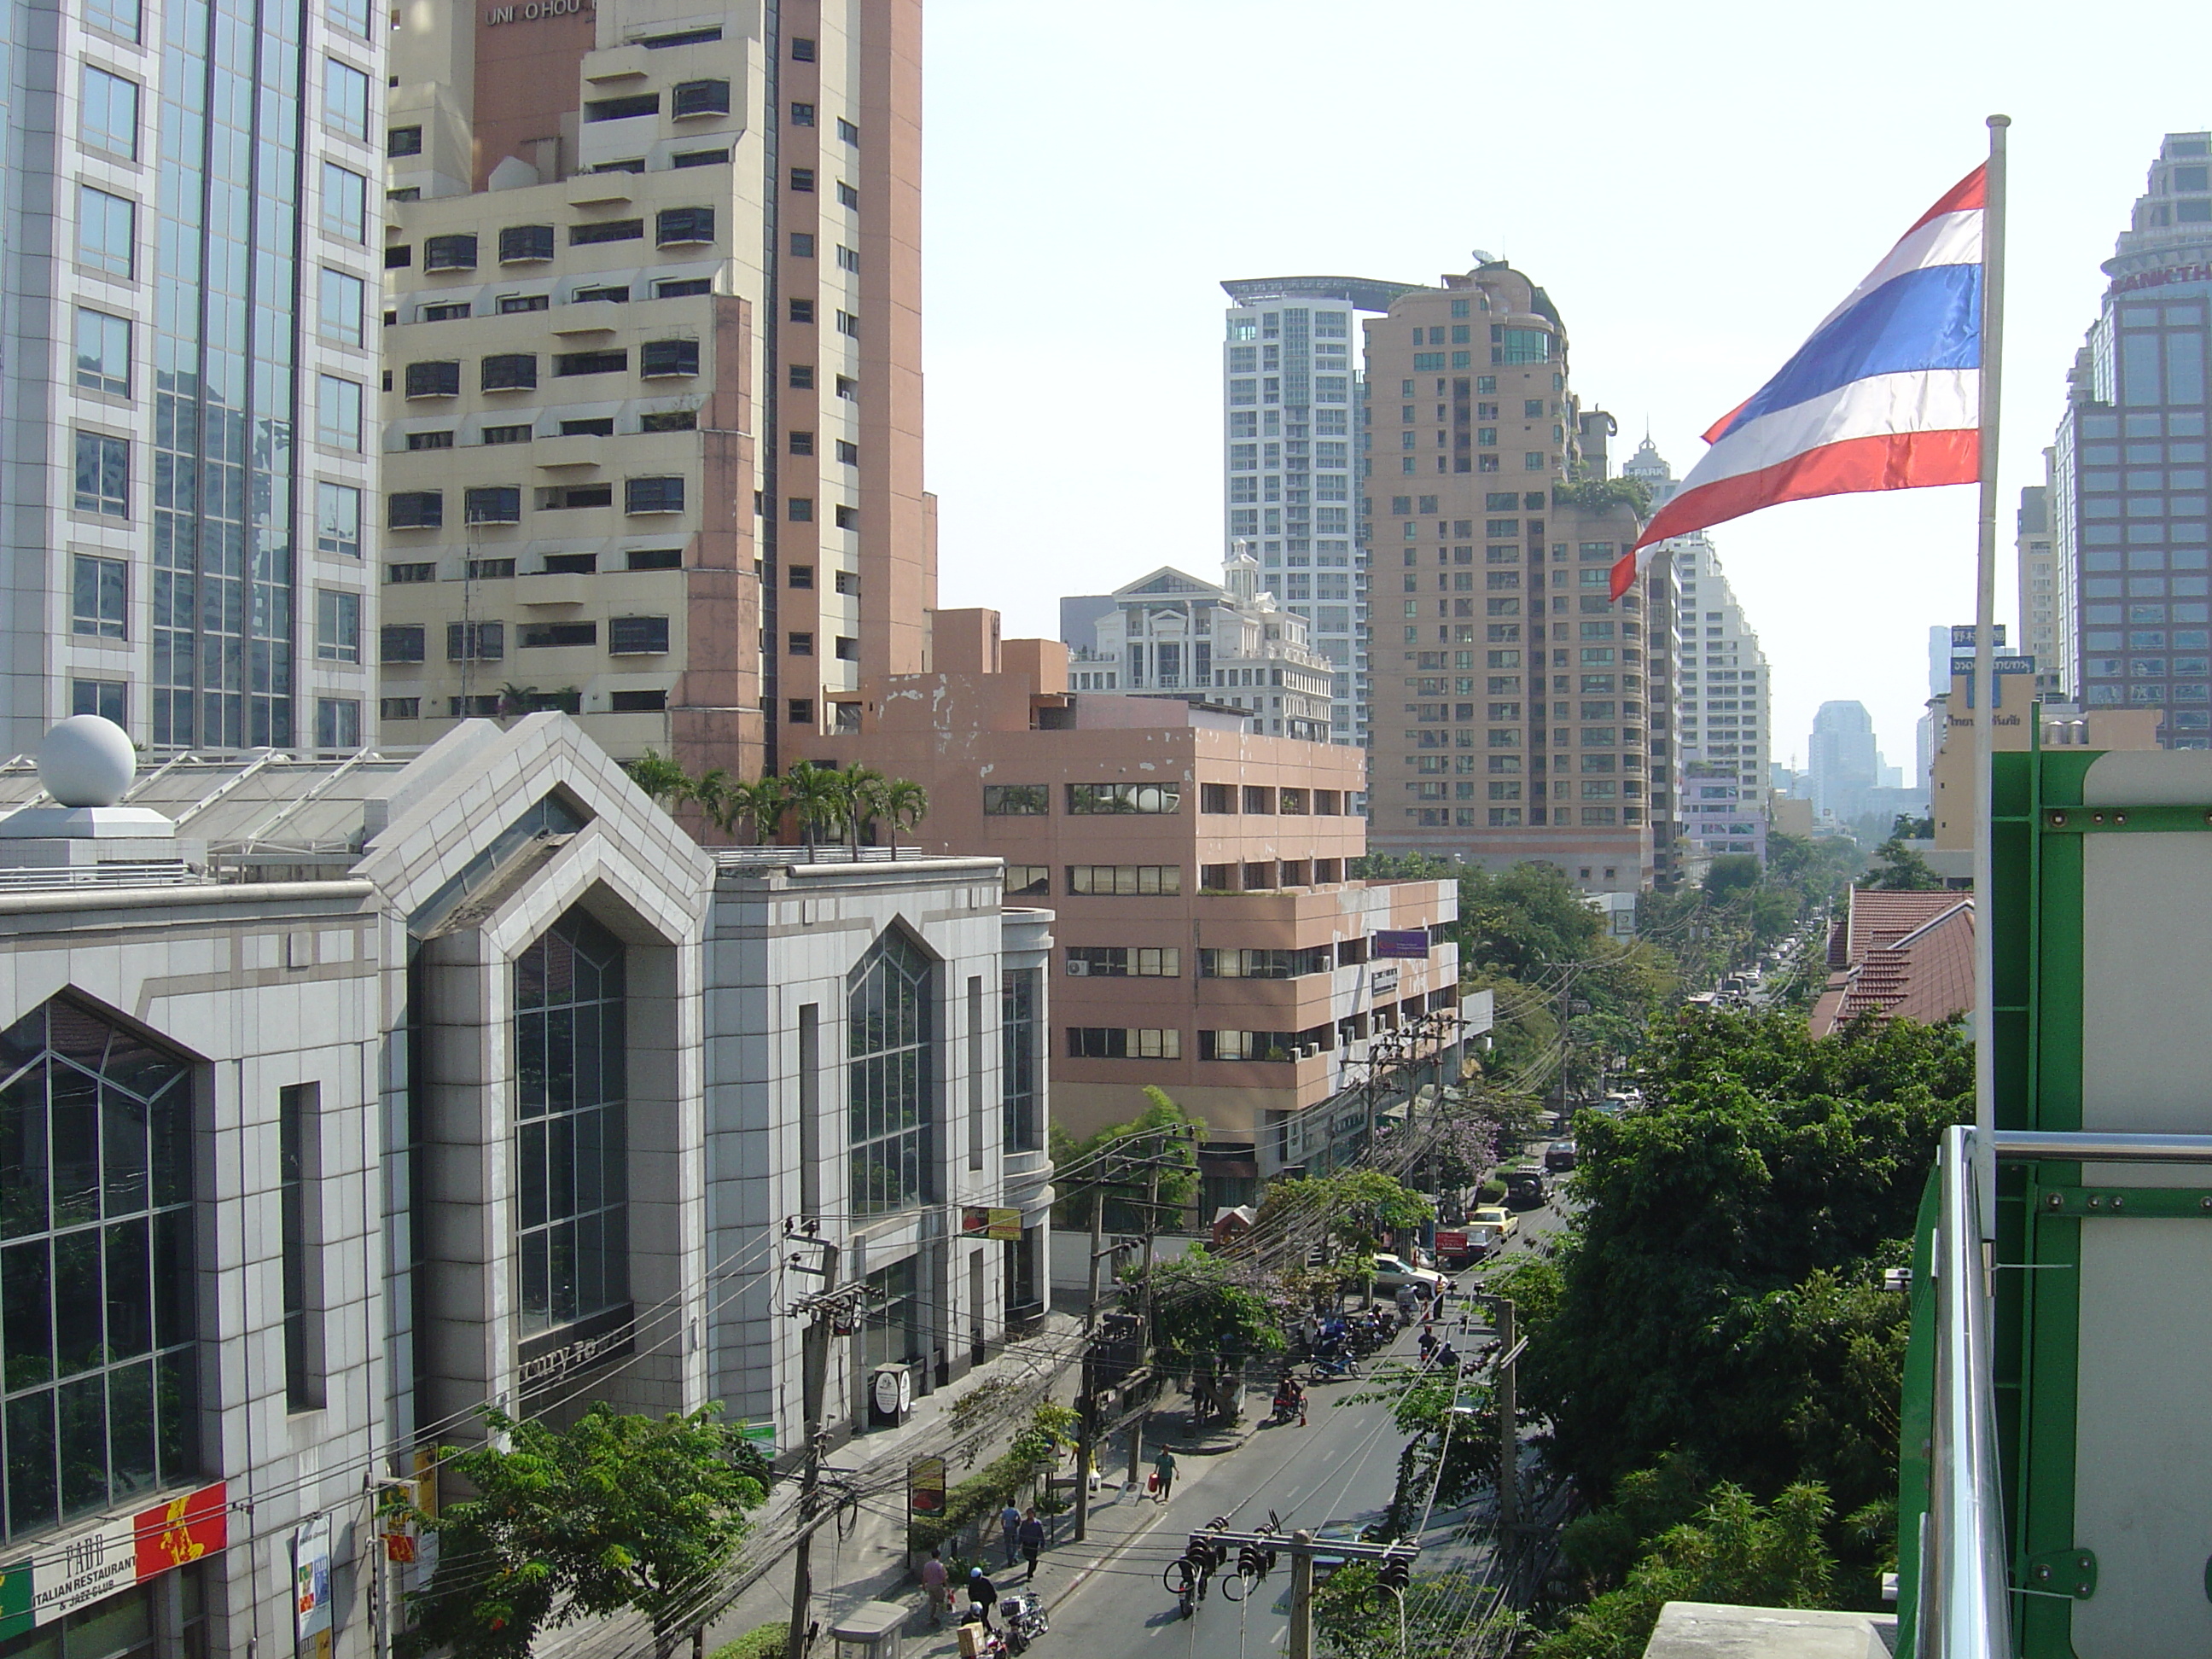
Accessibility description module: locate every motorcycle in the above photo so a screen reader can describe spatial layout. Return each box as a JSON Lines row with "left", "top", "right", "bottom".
{"left": 1266, "top": 1384, "right": 1307, "bottom": 1425}
{"left": 999, "top": 1593, "right": 1049, "bottom": 1654}
{"left": 1305, "top": 1350, "right": 1361, "bottom": 1383}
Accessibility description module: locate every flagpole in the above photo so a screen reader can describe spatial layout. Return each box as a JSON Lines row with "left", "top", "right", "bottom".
{"left": 1972, "top": 114, "right": 2010, "bottom": 1241}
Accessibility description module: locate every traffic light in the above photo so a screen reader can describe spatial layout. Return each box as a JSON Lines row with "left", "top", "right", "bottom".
{"left": 1378, "top": 1554, "right": 1412, "bottom": 1593}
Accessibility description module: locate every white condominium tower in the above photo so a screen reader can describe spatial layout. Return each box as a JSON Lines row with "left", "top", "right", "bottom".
{"left": 1623, "top": 436, "right": 1772, "bottom": 860}
{"left": 1218, "top": 276, "right": 1412, "bottom": 748}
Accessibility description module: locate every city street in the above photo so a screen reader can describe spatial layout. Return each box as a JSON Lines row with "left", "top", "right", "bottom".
{"left": 938, "top": 1192, "right": 1572, "bottom": 1659}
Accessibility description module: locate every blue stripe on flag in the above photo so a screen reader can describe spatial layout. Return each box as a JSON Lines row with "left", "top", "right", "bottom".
{"left": 1712, "top": 263, "right": 1982, "bottom": 441}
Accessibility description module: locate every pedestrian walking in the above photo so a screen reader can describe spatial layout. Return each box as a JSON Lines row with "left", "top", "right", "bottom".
{"left": 1152, "top": 1446, "right": 1178, "bottom": 1503}
{"left": 968, "top": 1567, "right": 998, "bottom": 1632}
{"left": 921, "top": 1548, "right": 949, "bottom": 1627}
{"left": 1018, "top": 1507, "right": 1046, "bottom": 1580}
{"left": 999, "top": 1501, "right": 1022, "bottom": 1568}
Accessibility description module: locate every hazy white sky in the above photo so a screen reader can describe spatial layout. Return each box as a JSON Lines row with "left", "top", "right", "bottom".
{"left": 918, "top": 0, "right": 2212, "bottom": 771}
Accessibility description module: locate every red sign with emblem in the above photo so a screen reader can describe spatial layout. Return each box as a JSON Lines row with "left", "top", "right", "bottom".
{"left": 134, "top": 1484, "right": 228, "bottom": 1580}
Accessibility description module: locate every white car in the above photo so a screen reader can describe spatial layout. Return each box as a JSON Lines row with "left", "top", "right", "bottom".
{"left": 1369, "top": 1253, "right": 1449, "bottom": 1296}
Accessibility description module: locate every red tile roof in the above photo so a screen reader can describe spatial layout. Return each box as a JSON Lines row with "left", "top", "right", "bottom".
{"left": 1810, "top": 888, "right": 1975, "bottom": 1037}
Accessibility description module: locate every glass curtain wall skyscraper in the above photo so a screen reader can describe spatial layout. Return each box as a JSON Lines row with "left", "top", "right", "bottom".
{"left": 1219, "top": 276, "right": 1412, "bottom": 748}
{"left": 0, "top": 0, "right": 381, "bottom": 757}
{"left": 2053, "top": 131, "right": 2212, "bottom": 748}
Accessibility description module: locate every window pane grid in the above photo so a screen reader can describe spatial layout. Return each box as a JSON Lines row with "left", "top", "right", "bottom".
{"left": 1, "top": 999, "right": 194, "bottom": 1542}
{"left": 514, "top": 911, "right": 628, "bottom": 1336}
{"left": 847, "top": 933, "right": 933, "bottom": 1218}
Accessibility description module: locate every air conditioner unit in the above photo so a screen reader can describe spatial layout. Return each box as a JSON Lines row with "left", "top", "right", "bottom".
{"left": 1066, "top": 959, "right": 1090, "bottom": 976}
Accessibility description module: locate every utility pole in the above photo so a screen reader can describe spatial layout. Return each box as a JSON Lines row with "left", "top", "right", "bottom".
{"left": 783, "top": 1225, "right": 856, "bottom": 1659}
{"left": 1288, "top": 1531, "right": 1315, "bottom": 1659}
{"left": 1130, "top": 1154, "right": 1165, "bottom": 1488}
{"left": 1074, "top": 1188, "right": 1119, "bottom": 1544}
{"left": 1178, "top": 1525, "right": 1413, "bottom": 1659}
{"left": 1480, "top": 1294, "right": 1521, "bottom": 1532}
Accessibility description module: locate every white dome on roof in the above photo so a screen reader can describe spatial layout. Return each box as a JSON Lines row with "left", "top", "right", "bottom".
{"left": 38, "top": 716, "right": 136, "bottom": 807}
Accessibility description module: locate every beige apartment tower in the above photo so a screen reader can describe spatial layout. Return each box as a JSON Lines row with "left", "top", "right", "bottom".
{"left": 377, "top": 0, "right": 930, "bottom": 777}
{"left": 1363, "top": 261, "right": 1679, "bottom": 893}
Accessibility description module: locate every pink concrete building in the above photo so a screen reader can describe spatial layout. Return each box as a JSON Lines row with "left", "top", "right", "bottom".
{"left": 813, "top": 611, "right": 1470, "bottom": 1210}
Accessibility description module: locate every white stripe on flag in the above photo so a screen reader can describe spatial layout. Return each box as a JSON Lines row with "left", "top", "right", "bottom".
{"left": 1675, "top": 368, "right": 1980, "bottom": 492}
{"left": 1806, "top": 211, "right": 1984, "bottom": 336}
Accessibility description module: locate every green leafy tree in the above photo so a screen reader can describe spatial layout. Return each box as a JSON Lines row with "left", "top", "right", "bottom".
{"left": 1534, "top": 1483, "right": 1834, "bottom": 1659}
{"left": 1866, "top": 837, "right": 1946, "bottom": 891}
{"left": 1702, "top": 853, "right": 1762, "bottom": 901}
{"left": 1256, "top": 1167, "right": 1432, "bottom": 1254}
{"left": 1342, "top": 1359, "right": 1500, "bottom": 1535}
{"left": 391, "top": 1404, "right": 771, "bottom": 1659}
{"left": 1512, "top": 1010, "right": 1966, "bottom": 1522}
{"left": 1116, "top": 1248, "right": 1288, "bottom": 1369}
{"left": 1313, "top": 1563, "right": 1506, "bottom": 1659}
{"left": 1049, "top": 1086, "right": 1203, "bottom": 1230}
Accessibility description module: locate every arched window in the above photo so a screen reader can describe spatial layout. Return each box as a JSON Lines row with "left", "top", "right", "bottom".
{"left": 847, "top": 931, "right": 933, "bottom": 1216}
{"left": 0, "top": 997, "right": 195, "bottom": 1540}
{"left": 515, "top": 909, "right": 629, "bottom": 1334}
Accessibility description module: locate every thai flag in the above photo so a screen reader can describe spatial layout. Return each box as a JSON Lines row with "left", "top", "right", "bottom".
{"left": 1610, "top": 166, "right": 1987, "bottom": 599}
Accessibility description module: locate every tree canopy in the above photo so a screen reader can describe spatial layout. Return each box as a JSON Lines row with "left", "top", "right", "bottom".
{"left": 1049, "top": 1086, "right": 1204, "bottom": 1230}
{"left": 393, "top": 1404, "right": 771, "bottom": 1659}
{"left": 1498, "top": 1009, "right": 1968, "bottom": 1518}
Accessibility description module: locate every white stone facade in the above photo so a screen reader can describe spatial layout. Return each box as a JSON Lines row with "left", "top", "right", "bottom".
{"left": 0, "top": 713, "right": 1046, "bottom": 1657}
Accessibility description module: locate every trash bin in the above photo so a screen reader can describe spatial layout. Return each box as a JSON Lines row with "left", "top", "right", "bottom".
{"left": 830, "top": 1600, "right": 906, "bottom": 1659}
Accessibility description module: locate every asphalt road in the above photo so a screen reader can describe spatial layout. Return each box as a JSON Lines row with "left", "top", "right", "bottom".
{"left": 1041, "top": 1318, "right": 1430, "bottom": 1659}
{"left": 1037, "top": 1191, "right": 1576, "bottom": 1659}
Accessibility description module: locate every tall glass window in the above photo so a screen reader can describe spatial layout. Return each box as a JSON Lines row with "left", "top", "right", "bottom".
{"left": 151, "top": 0, "right": 309, "bottom": 750}
{"left": 847, "top": 932, "right": 933, "bottom": 1216}
{"left": 514, "top": 910, "right": 628, "bottom": 1335}
{"left": 1, "top": 998, "right": 195, "bottom": 1541}
{"left": 1000, "top": 970, "right": 1038, "bottom": 1152}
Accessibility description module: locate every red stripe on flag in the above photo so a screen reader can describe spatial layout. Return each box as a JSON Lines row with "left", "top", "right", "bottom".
{"left": 1906, "top": 164, "right": 1988, "bottom": 235}
{"left": 1699, "top": 397, "right": 1752, "bottom": 447}
{"left": 1610, "top": 428, "right": 1981, "bottom": 598}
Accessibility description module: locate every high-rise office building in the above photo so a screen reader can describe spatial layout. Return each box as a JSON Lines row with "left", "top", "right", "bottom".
{"left": 1621, "top": 438, "right": 1768, "bottom": 861}
{"left": 0, "top": 0, "right": 384, "bottom": 758}
{"left": 1362, "top": 260, "right": 1678, "bottom": 894}
{"left": 377, "top": 0, "right": 929, "bottom": 777}
{"left": 1808, "top": 699, "right": 1883, "bottom": 820}
{"left": 2049, "top": 131, "right": 2212, "bottom": 748}
{"left": 1219, "top": 277, "right": 1414, "bottom": 748}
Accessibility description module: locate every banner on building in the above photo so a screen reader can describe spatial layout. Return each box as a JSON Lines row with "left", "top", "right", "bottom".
{"left": 960, "top": 1207, "right": 1022, "bottom": 1242}
{"left": 0, "top": 1482, "right": 228, "bottom": 1643}
{"left": 1372, "top": 929, "right": 1429, "bottom": 960}
{"left": 294, "top": 1517, "right": 333, "bottom": 1644}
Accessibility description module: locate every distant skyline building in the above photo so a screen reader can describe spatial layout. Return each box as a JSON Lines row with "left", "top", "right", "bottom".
{"left": 2017, "top": 481, "right": 2067, "bottom": 698}
{"left": 1808, "top": 700, "right": 1883, "bottom": 820}
{"left": 1625, "top": 438, "right": 1770, "bottom": 863}
{"left": 0, "top": 0, "right": 384, "bottom": 757}
{"left": 1218, "top": 276, "right": 1415, "bottom": 747}
{"left": 2047, "top": 130, "right": 2212, "bottom": 748}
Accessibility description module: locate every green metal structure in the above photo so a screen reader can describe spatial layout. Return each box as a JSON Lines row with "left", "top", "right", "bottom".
{"left": 1899, "top": 741, "right": 2212, "bottom": 1656}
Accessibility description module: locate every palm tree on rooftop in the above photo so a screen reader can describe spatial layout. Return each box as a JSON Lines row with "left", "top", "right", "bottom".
{"left": 778, "top": 763, "right": 845, "bottom": 860}
{"left": 880, "top": 778, "right": 928, "bottom": 854}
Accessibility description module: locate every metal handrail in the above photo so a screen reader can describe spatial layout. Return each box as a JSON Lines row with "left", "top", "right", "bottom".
{"left": 1923, "top": 1126, "right": 2212, "bottom": 1655}
{"left": 1926, "top": 1124, "right": 2013, "bottom": 1659}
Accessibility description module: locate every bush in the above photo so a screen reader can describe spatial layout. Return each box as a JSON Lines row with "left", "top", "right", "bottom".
{"left": 710, "top": 1626, "right": 788, "bottom": 1659}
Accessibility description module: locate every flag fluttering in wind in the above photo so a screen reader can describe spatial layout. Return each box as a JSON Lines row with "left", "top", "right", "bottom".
{"left": 1610, "top": 166, "right": 1988, "bottom": 599}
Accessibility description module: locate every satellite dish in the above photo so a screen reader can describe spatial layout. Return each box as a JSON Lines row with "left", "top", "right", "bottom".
{"left": 1470, "top": 248, "right": 1498, "bottom": 265}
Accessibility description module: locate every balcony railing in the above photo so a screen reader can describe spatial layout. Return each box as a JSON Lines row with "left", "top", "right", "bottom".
{"left": 1916, "top": 1125, "right": 2212, "bottom": 1658}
